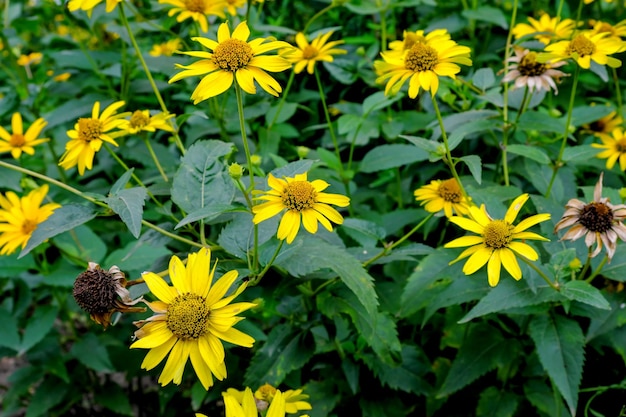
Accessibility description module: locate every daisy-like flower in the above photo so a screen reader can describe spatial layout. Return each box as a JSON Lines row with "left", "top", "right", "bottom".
{"left": 170, "top": 21, "right": 291, "bottom": 103}
{"left": 252, "top": 172, "right": 350, "bottom": 244}
{"left": 159, "top": 0, "right": 225, "bottom": 34}
{"left": 254, "top": 383, "right": 312, "bottom": 414}
{"left": 589, "top": 19, "right": 626, "bottom": 41}
{"left": 59, "top": 101, "right": 127, "bottom": 175}
{"left": 118, "top": 110, "right": 175, "bottom": 135}
{"left": 414, "top": 178, "right": 471, "bottom": 218}
{"left": 539, "top": 31, "right": 625, "bottom": 69}
{"left": 149, "top": 39, "right": 183, "bottom": 57}
{"left": 502, "top": 48, "right": 568, "bottom": 94}
{"left": 386, "top": 28, "right": 450, "bottom": 59}
{"left": 0, "top": 113, "right": 49, "bottom": 159}
{"left": 16, "top": 52, "right": 43, "bottom": 66}
{"left": 373, "top": 30, "right": 472, "bottom": 97}
{"left": 592, "top": 127, "right": 626, "bottom": 170}
{"left": 0, "top": 185, "right": 60, "bottom": 256}
{"left": 284, "top": 30, "right": 347, "bottom": 74}
{"left": 511, "top": 13, "right": 576, "bottom": 45}
{"left": 555, "top": 173, "right": 626, "bottom": 261}
{"left": 583, "top": 108, "right": 623, "bottom": 136}
{"left": 444, "top": 194, "right": 551, "bottom": 287}
{"left": 73, "top": 262, "right": 145, "bottom": 328}
{"left": 130, "top": 248, "right": 255, "bottom": 390}
{"left": 68, "top": 0, "right": 121, "bottom": 17}
{"left": 216, "top": 387, "right": 286, "bottom": 417}
{"left": 222, "top": 0, "right": 246, "bottom": 15}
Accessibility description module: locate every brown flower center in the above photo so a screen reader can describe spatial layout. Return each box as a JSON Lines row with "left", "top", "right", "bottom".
{"left": 438, "top": 178, "right": 462, "bottom": 203}
{"left": 21, "top": 219, "right": 38, "bottom": 235}
{"left": 483, "top": 220, "right": 514, "bottom": 249}
{"left": 166, "top": 293, "right": 210, "bottom": 340}
{"left": 566, "top": 34, "right": 595, "bottom": 57}
{"left": 77, "top": 118, "right": 103, "bottom": 142}
{"left": 129, "top": 110, "right": 149, "bottom": 129}
{"left": 405, "top": 43, "right": 439, "bottom": 72}
{"left": 518, "top": 52, "right": 548, "bottom": 77}
{"left": 183, "top": 0, "right": 205, "bottom": 13}
{"left": 614, "top": 137, "right": 626, "bottom": 153}
{"left": 579, "top": 202, "right": 614, "bottom": 233}
{"left": 213, "top": 39, "right": 254, "bottom": 71}
{"left": 282, "top": 181, "right": 317, "bottom": 212}
{"left": 256, "top": 383, "right": 277, "bottom": 402}
{"left": 10, "top": 133, "right": 26, "bottom": 147}
{"left": 73, "top": 266, "right": 123, "bottom": 315}
{"left": 302, "top": 45, "right": 318, "bottom": 60}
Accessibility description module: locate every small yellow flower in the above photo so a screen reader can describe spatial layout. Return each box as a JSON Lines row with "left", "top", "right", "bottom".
{"left": 118, "top": 110, "right": 175, "bottom": 135}
{"left": 68, "top": 0, "right": 121, "bottom": 17}
{"left": 255, "top": 384, "right": 312, "bottom": 414}
{"left": 582, "top": 106, "right": 623, "bottom": 136}
{"left": 284, "top": 30, "right": 347, "bottom": 74}
{"left": 158, "top": 0, "right": 226, "bottom": 33}
{"left": 252, "top": 172, "right": 350, "bottom": 244}
{"left": 511, "top": 13, "right": 576, "bottom": 45}
{"left": 386, "top": 28, "right": 450, "bottom": 59}
{"left": 589, "top": 19, "right": 626, "bottom": 41}
{"left": 52, "top": 72, "right": 72, "bottom": 82}
{"left": 149, "top": 39, "right": 183, "bottom": 57}
{"left": 539, "top": 31, "right": 625, "bottom": 69}
{"left": 59, "top": 101, "right": 128, "bottom": 175}
{"left": 16, "top": 52, "right": 43, "bottom": 66}
{"left": 0, "top": 185, "right": 60, "bottom": 255}
{"left": 223, "top": 0, "right": 246, "bottom": 15}
{"left": 0, "top": 113, "right": 49, "bottom": 159}
{"left": 219, "top": 387, "right": 286, "bottom": 417}
{"left": 444, "top": 194, "right": 551, "bottom": 287}
{"left": 170, "top": 21, "right": 292, "bottom": 103}
{"left": 414, "top": 178, "right": 471, "bottom": 218}
{"left": 592, "top": 127, "right": 626, "bottom": 170}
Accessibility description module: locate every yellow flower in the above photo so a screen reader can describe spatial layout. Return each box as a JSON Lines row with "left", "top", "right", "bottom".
{"left": 0, "top": 185, "right": 60, "bottom": 255}
{"left": 284, "top": 30, "right": 346, "bottom": 74}
{"left": 374, "top": 30, "right": 472, "bottom": 97}
{"left": 386, "top": 28, "right": 450, "bottom": 59}
{"left": 0, "top": 113, "right": 49, "bottom": 159}
{"left": 59, "top": 101, "right": 127, "bottom": 175}
{"left": 52, "top": 72, "right": 72, "bottom": 82}
{"left": 252, "top": 172, "right": 350, "bottom": 244}
{"left": 502, "top": 48, "right": 568, "bottom": 94}
{"left": 583, "top": 108, "right": 623, "bottom": 136}
{"left": 444, "top": 194, "right": 550, "bottom": 287}
{"left": 540, "top": 31, "right": 625, "bottom": 69}
{"left": 592, "top": 127, "right": 626, "bottom": 170}
{"left": 414, "top": 178, "right": 471, "bottom": 218}
{"left": 511, "top": 13, "right": 576, "bottom": 45}
{"left": 149, "top": 39, "right": 182, "bottom": 57}
{"left": 68, "top": 0, "right": 121, "bottom": 17}
{"left": 16, "top": 52, "right": 43, "bottom": 66}
{"left": 255, "top": 384, "right": 312, "bottom": 414}
{"left": 223, "top": 0, "right": 246, "bottom": 15}
{"left": 130, "top": 248, "right": 255, "bottom": 389}
{"left": 118, "top": 110, "right": 175, "bottom": 135}
{"left": 219, "top": 387, "right": 286, "bottom": 417}
{"left": 170, "top": 21, "right": 292, "bottom": 103}
{"left": 589, "top": 19, "right": 626, "bottom": 41}
{"left": 158, "top": 0, "right": 226, "bottom": 34}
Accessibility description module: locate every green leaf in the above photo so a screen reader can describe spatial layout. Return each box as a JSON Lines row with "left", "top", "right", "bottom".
{"left": 529, "top": 314, "right": 585, "bottom": 416}
{"left": 362, "top": 345, "right": 433, "bottom": 395}
{"left": 459, "top": 155, "right": 482, "bottom": 185}
{"left": 94, "top": 382, "right": 134, "bottom": 416}
{"left": 20, "top": 204, "right": 98, "bottom": 257}
{"left": 70, "top": 332, "right": 115, "bottom": 372}
{"left": 562, "top": 280, "right": 611, "bottom": 310}
{"left": 518, "top": 111, "right": 563, "bottom": 133}
{"left": 0, "top": 308, "right": 20, "bottom": 351}
{"left": 362, "top": 91, "right": 402, "bottom": 115}
{"left": 360, "top": 144, "right": 428, "bottom": 173}
{"left": 476, "top": 387, "right": 520, "bottom": 417}
{"left": 400, "top": 135, "right": 440, "bottom": 154}
{"left": 472, "top": 68, "right": 497, "bottom": 90}
{"left": 570, "top": 105, "right": 614, "bottom": 127}
{"left": 53, "top": 225, "right": 107, "bottom": 263}
{"left": 265, "top": 102, "right": 298, "bottom": 125}
{"left": 171, "top": 140, "right": 235, "bottom": 213}
{"left": 422, "top": 276, "right": 489, "bottom": 326}
{"left": 175, "top": 204, "right": 245, "bottom": 229}
{"left": 218, "top": 212, "right": 277, "bottom": 260}
{"left": 462, "top": 6, "right": 508, "bottom": 29}
{"left": 341, "top": 218, "right": 386, "bottom": 247}
{"left": 105, "top": 187, "right": 148, "bottom": 238}
{"left": 110, "top": 168, "right": 134, "bottom": 195}
{"left": 20, "top": 305, "right": 59, "bottom": 354}
{"left": 562, "top": 145, "right": 600, "bottom": 163}
{"left": 506, "top": 144, "right": 551, "bottom": 164}
{"left": 104, "top": 242, "right": 171, "bottom": 279}
{"left": 25, "top": 376, "right": 68, "bottom": 417}
{"left": 270, "top": 159, "right": 315, "bottom": 179}
{"left": 448, "top": 119, "right": 498, "bottom": 151}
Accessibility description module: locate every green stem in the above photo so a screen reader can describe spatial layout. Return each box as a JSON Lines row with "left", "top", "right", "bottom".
{"left": 379, "top": 3, "right": 388, "bottom": 52}
{"left": 141, "top": 220, "right": 206, "bottom": 248}
{"left": 302, "top": 4, "right": 336, "bottom": 33}
{"left": 577, "top": 247, "right": 593, "bottom": 280}
{"left": 314, "top": 68, "right": 345, "bottom": 181}
{"left": 251, "top": 240, "right": 284, "bottom": 285}
{"left": 519, "top": 256, "right": 560, "bottom": 290}
{"left": 585, "top": 255, "right": 608, "bottom": 284}
{"left": 142, "top": 136, "right": 168, "bottom": 182}
{"left": 612, "top": 67, "right": 623, "bottom": 117}
{"left": 268, "top": 69, "right": 295, "bottom": 131}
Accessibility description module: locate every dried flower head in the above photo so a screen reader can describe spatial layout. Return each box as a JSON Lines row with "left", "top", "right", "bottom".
{"left": 502, "top": 48, "right": 568, "bottom": 94}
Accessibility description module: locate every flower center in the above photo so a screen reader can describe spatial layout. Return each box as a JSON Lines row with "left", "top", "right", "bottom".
{"left": 518, "top": 52, "right": 547, "bottom": 77}
{"left": 213, "top": 39, "right": 254, "bottom": 71}
{"left": 579, "top": 202, "right": 614, "bottom": 233}
{"left": 615, "top": 137, "right": 626, "bottom": 153}
{"left": 129, "top": 110, "right": 149, "bottom": 129}
{"left": 256, "top": 383, "right": 277, "bottom": 402}
{"left": 566, "top": 34, "right": 595, "bottom": 57}
{"left": 73, "top": 266, "right": 120, "bottom": 314}
{"left": 302, "top": 45, "right": 318, "bottom": 60}
{"left": 483, "top": 220, "right": 514, "bottom": 249}
{"left": 438, "top": 178, "right": 462, "bottom": 203}
{"left": 183, "top": 0, "right": 205, "bottom": 13}
{"left": 77, "top": 118, "right": 103, "bottom": 142}
{"left": 405, "top": 43, "right": 439, "bottom": 72}
{"left": 281, "top": 181, "right": 317, "bottom": 212}
{"left": 166, "top": 293, "right": 210, "bottom": 340}
{"left": 10, "top": 133, "right": 26, "bottom": 147}
{"left": 21, "top": 219, "right": 38, "bottom": 236}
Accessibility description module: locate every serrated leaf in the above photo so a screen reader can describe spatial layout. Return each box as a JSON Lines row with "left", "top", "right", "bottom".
{"left": 422, "top": 276, "right": 489, "bottom": 326}
{"left": 341, "top": 218, "right": 386, "bottom": 247}
{"left": 20, "top": 305, "right": 59, "bottom": 354}
{"left": 104, "top": 242, "right": 171, "bottom": 279}
{"left": 363, "top": 345, "right": 432, "bottom": 395}
{"left": 507, "top": 144, "right": 551, "bottom": 164}
{"left": 529, "top": 314, "right": 585, "bottom": 416}
{"left": 20, "top": 204, "right": 97, "bottom": 257}
{"left": 476, "top": 387, "right": 520, "bottom": 417}
{"left": 360, "top": 144, "right": 428, "bottom": 173}
{"left": 400, "top": 135, "right": 440, "bottom": 154}
{"left": 110, "top": 168, "right": 134, "bottom": 195}
{"left": 562, "top": 281, "right": 611, "bottom": 310}
{"left": 459, "top": 155, "right": 482, "bottom": 185}
{"left": 70, "top": 333, "right": 114, "bottom": 372}
{"left": 218, "top": 212, "right": 277, "bottom": 260}
{"left": 53, "top": 225, "right": 107, "bottom": 263}
{"left": 105, "top": 187, "right": 147, "bottom": 238}
{"left": 25, "top": 377, "right": 68, "bottom": 417}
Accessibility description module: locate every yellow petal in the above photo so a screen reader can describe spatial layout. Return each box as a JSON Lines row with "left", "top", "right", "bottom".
{"left": 462, "top": 246, "right": 493, "bottom": 275}
{"left": 504, "top": 194, "right": 529, "bottom": 224}
{"left": 141, "top": 271, "right": 176, "bottom": 304}
{"left": 487, "top": 249, "right": 502, "bottom": 287}
{"left": 499, "top": 248, "right": 522, "bottom": 280}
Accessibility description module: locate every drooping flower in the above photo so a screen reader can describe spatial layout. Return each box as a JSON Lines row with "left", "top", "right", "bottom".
{"left": 539, "top": 31, "right": 625, "bottom": 69}
{"left": 118, "top": 110, "right": 175, "bottom": 135}
{"left": 59, "top": 101, "right": 127, "bottom": 175}
{"left": 170, "top": 21, "right": 292, "bottom": 103}
{"left": 511, "top": 13, "right": 576, "bottom": 45}
{"left": 592, "top": 128, "right": 626, "bottom": 170}
{"left": 284, "top": 30, "right": 347, "bottom": 74}
{"left": 158, "top": 0, "right": 225, "bottom": 33}
{"left": 444, "top": 194, "right": 551, "bottom": 287}
{"left": 68, "top": 0, "right": 121, "bottom": 17}
{"left": 252, "top": 172, "right": 350, "bottom": 244}
{"left": 414, "top": 178, "right": 471, "bottom": 218}
{"left": 0, "top": 113, "right": 49, "bottom": 159}
{"left": 130, "top": 248, "right": 255, "bottom": 390}
{"left": 73, "top": 262, "right": 145, "bottom": 328}
{"left": 554, "top": 173, "right": 626, "bottom": 261}
{"left": 0, "top": 185, "right": 60, "bottom": 255}
{"left": 254, "top": 383, "right": 312, "bottom": 414}
{"left": 374, "top": 29, "right": 472, "bottom": 97}
{"left": 149, "top": 39, "right": 183, "bottom": 57}
{"left": 502, "top": 48, "right": 568, "bottom": 94}
{"left": 218, "top": 387, "right": 286, "bottom": 417}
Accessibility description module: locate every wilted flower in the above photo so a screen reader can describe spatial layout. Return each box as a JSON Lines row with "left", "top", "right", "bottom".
{"left": 502, "top": 48, "right": 567, "bottom": 94}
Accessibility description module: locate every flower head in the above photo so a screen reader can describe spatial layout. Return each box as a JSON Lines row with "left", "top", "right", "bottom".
{"left": 0, "top": 113, "right": 49, "bottom": 159}
{"left": 502, "top": 48, "right": 568, "bottom": 94}
{"left": 592, "top": 127, "right": 626, "bottom": 170}
{"left": 589, "top": 19, "right": 626, "bottom": 41}
{"left": 59, "top": 101, "right": 127, "bottom": 175}
{"left": 158, "top": 0, "right": 225, "bottom": 33}
{"left": 220, "top": 387, "right": 286, "bottom": 417}
{"left": 554, "top": 173, "right": 626, "bottom": 261}
{"left": 73, "top": 262, "right": 145, "bottom": 327}
{"left": 284, "top": 30, "right": 347, "bottom": 74}
{"left": 118, "top": 110, "right": 175, "bottom": 135}
{"left": 511, "top": 13, "right": 576, "bottom": 45}
{"left": 149, "top": 39, "right": 183, "bottom": 57}
{"left": 223, "top": 0, "right": 246, "bottom": 15}
{"left": 583, "top": 107, "right": 623, "bottom": 136}
{"left": 255, "top": 384, "right": 312, "bottom": 414}
{"left": 374, "top": 29, "right": 472, "bottom": 97}
{"left": 0, "top": 185, "right": 60, "bottom": 255}
{"left": 387, "top": 29, "right": 451, "bottom": 59}
{"left": 68, "top": 0, "right": 121, "bottom": 17}
{"left": 414, "top": 178, "right": 471, "bottom": 218}
{"left": 170, "top": 21, "right": 291, "bottom": 103}
{"left": 444, "top": 194, "right": 551, "bottom": 287}
{"left": 17, "top": 52, "right": 43, "bottom": 66}
{"left": 252, "top": 172, "right": 350, "bottom": 244}
{"left": 130, "top": 248, "right": 255, "bottom": 390}
{"left": 540, "top": 31, "right": 625, "bottom": 69}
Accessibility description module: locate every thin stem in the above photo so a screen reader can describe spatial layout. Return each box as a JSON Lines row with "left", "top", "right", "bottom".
{"left": 585, "top": 255, "right": 608, "bottom": 284}
{"left": 268, "top": 69, "right": 295, "bottom": 131}
{"left": 612, "top": 67, "right": 623, "bottom": 117}
{"left": 314, "top": 68, "right": 345, "bottom": 180}
{"left": 142, "top": 136, "right": 168, "bottom": 182}
{"left": 302, "top": 4, "right": 336, "bottom": 33}
{"left": 577, "top": 247, "right": 593, "bottom": 280}
{"left": 379, "top": 4, "right": 388, "bottom": 52}
{"left": 251, "top": 240, "right": 284, "bottom": 285}
{"left": 519, "top": 256, "right": 560, "bottom": 290}
{"left": 141, "top": 220, "right": 205, "bottom": 248}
